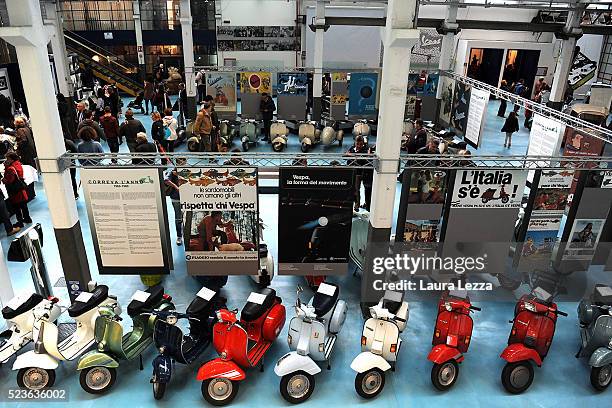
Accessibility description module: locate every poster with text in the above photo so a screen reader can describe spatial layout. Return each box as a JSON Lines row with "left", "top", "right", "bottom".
{"left": 81, "top": 168, "right": 171, "bottom": 275}
{"left": 518, "top": 216, "right": 561, "bottom": 271}
{"left": 527, "top": 115, "right": 565, "bottom": 164}
{"left": 277, "top": 72, "right": 308, "bottom": 95}
{"left": 348, "top": 72, "right": 378, "bottom": 116}
{"left": 464, "top": 87, "right": 489, "bottom": 148}
{"left": 278, "top": 167, "right": 355, "bottom": 275}
{"left": 407, "top": 170, "right": 448, "bottom": 204}
{"left": 239, "top": 72, "right": 271, "bottom": 94}
{"left": 450, "top": 82, "right": 471, "bottom": 136}
{"left": 563, "top": 218, "right": 605, "bottom": 260}
{"left": 180, "top": 167, "right": 259, "bottom": 275}
{"left": 562, "top": 128, "right": 606, "bottom": 198}
{"left": 451, "top": 169, "right": 527, "bottom": 208}
{"left": 533, "top": 170, "right": 573, "bottom": 215}
{"left": 439, "top": 77, "right": 454, "bottom": 126}
{"left": 205, "top": 72, "right": 237, "bottom": 112}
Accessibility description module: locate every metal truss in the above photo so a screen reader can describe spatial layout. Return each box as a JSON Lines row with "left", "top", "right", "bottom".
{"left": 440, "top": 71, "right": 612, "bottom": 145}
{"left": 419, "top": 0, "right": 612, "bottom": 11}
{"left": 193, "top": 65, "right": 382, "bottom": 74}
{"left": 397, "top": 154, "right": 612, "bottom": 170}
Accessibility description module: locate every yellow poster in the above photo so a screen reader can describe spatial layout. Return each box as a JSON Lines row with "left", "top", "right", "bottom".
{"left": 239, "top": 72, "right": 272, "bottom": 94}
{"left": 332, "top": 72, "right": 347, "bottom": 82}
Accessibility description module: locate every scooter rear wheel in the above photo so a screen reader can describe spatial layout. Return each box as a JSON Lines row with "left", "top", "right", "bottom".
{"left": 17, "top": 368, "right": 55, "bottom": 390}
{"left": 242, "top": 141, "right": 249, "bottom": 152}
{"left": 431, "top": 360, "right": 459, "bottom": 391}
{"left": 280, "top": 371, "right": 315, "bottom": 404}
{"left": 202, "top": 378, "right": 239, "bottom": 406}
{"left": 591, "top": 364, "right": 612, "bottom": 391}
{"left": 188, "top": 139, "right": 200, "bottom": 152}
{"left": 355, "top": 368, "right": 385, "bottom": 399}
{"left": 153, "top": 381, "right": 166, "bottom": 400}
{"left": 80, "top": 366, "right": 117, "bottom": 394}
{"left": 501, "top": 361, "right": 534, "bottom": 394}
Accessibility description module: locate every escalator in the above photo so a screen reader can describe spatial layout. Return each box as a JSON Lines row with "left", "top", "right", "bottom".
{"left": 64, "top": 30, "right": 142, "bottom": 97}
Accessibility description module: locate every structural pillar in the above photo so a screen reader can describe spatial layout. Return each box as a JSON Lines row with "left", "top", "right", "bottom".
{"left": 435, "top": 3, "right": 460, "bottom": 104}
{"left": 133, "top": 0, "right": 146, "bottom": 81}
{"left": 180, "top": 0, "right": 197, "bottom": 119}
{"left": 2, "top": 0, "right": 91, "bottom": 302}
{"left": 0, "top": 241, "right": 14, "bottom": 304}
{"left": 43, "top": 1, "right": 73, "bottom": 98}
{"left": 312, "top": 0, "right": 326, "bottom": 121}
{"left": 361, "top": 0, "right": 419, "bottom": 314}
{"left": 297, "top": 0, "right": 307, "bottom": 68}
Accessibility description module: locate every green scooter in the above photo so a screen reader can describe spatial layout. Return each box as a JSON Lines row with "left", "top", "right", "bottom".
{"left": 77, "top": 285, "right": 175, "bottom": 394}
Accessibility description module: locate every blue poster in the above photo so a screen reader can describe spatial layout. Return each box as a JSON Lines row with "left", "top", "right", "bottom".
{"left": 277, "top": 73, "right": 308, "bottom": 96}
{"left": 423, "top": 73, "right": 439, "bottom": 96}
{"left": 348, "top": 72, "right": 378, "bottom": 116}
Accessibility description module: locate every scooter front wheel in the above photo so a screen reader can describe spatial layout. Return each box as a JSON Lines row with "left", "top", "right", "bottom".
{"left": 202, "top": 378, "right": 240, "bottom": 406}
{"left": 501, "top": 361, "right": 534, "bottom": 394}
{"left": 355, "top": 368, "right": 385, "bottom": 399}
{"left": 591, "top": 364, "right": 612, "bottom": 391}
{"left": 280, "top": 371, "right": 315, "bottom": 404}
{"left": 17, "top": 368, "right": 55, "bottom": 390}
{"left": 153, "top": 381, "right": 166, "bottom": 400}
{"left": 80, "top": 367, "right": 117, "bottom": 394}
{"left": 431, "top": 360, "right": 459, "bottom": 391}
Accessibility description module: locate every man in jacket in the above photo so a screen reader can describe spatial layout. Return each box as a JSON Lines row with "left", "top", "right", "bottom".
{"left": 99, "top": 106, "right": 120, "bottom": 162}
{"left": 77, "top": 110, "right": 105, "bottom": 141}
{"left": 120, "top": 109, "right": 146, "bottom": 152}
{"left": 405, "top": 119, "right": 427, "bottom": 154}
{"left": 133, "top": 132, "right": 157, "bottom": 165}
{"left": 259, "top": 93, "right": 275, "bottom": 142}
{"left": 193, "top": 102, "right": 213, "bottom": 152}
{"left": 2, "top": 151, "right": 31, "bottom": 228}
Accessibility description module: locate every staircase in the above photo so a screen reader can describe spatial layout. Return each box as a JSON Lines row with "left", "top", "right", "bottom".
{"left": 64, "top": 30, "right": 142, "bottom": 97}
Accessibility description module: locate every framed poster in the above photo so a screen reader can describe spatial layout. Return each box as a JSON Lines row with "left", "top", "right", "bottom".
{"left": 277, "top": 72, "right": 308, "bottom": 121}
{"left": 348, "top": 72, "right": 378, "bottom": 117}
{"left": 439, "top": 77, "right": 454, "bottom": 126}
{"left": 205, "top": 72, "right": 237, "bottom": 112}
{"left": 277, "top": 72, "right": 308, "bottom": 96}
{"left": 518, "top": 216, "right": 561, "bottom": 272}
{"left": 330, "top": 72, "right": 348, "bottom": 120}
{"left": 239, "top": 72, "right": 271, "bottom": 94}
{"left": 527, "top": 115, "right": 566, "bottom": 165}
{"left": 450, "top": 82, "right": 471, "bottom": 136}
{"left": 533, "top": 170, "right": 573, "bottom": 215}
{"left": 563, "top": 218, "right": 605, "bottom": 260}
{"left": 407, "top": 170, "right": 448, "bottom": 204}
{"left": 464, "top": 87, "right": 489, "bottom": 148}
{"left": 451, "top": 169, "right": 527, "bottom": 209}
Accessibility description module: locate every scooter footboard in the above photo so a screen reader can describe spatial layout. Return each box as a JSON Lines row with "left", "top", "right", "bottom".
{"left": 196, "top": 358, "right": 246, "bottom": 382}
{"left": 501, "top": 343, "right": 543, "bottom": 367}
{"left": 152, "top": 354, "right": 172, "bottom": 384}
{"left": 350, "top": 352, "right": 391, "bottom": 374}
{"left": 589, "top": 347, "right": 612, "bottom": 368}
{"left": 274, "top": 351, "right": 321, "bottom": 377}
{"left": 428, "top": 344, "right": 463, "bottom": 364}
{"left": 12, "top": 351, "right": 59, "bottom": 370}
{"left": 77, "top": 350, "right": 119, "bottom": 371}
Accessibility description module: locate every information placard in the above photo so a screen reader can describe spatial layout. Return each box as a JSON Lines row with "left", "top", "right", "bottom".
{"left": 464, "top": 88, "right": 489, "bottom": 148}
{"left": 527, "top": 115, "right": 565, "bottom": 165}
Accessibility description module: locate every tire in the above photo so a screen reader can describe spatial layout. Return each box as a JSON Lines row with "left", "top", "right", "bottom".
{"left": 242, "top": 141, "right": 249, "bottom": 152}
{"left": 80, "top": 367, "right": 117, "bottom": 394}
{"left": 273, "top": 142, "right": 284, "bottom": 152}
{"left": 188, "top": 139, "right": 199, "bottom": 152}
{"left": 355, "top": 368, "right": 385, "bottom": 399}
{"left": 153, "top": 381, "right": 166, "bottom": 400}
{"left": 280, "top": 371, "right": 315, "bottom": 404}
{"left": 591, "top": 365, "right": 612, "bottom": 391}
{"left": 17, "top": 368, "right": 55, "bottom": 390}
{"left": 501, "top": 361, "right": 534, "bottom": 394}
{"left": 301, "top": 143, "right": 310, "bottom": 153}
{"left": 202, "top": 378, "right": 240, "bottom": 406}
{"left": 431, "top": 360, "right": 459, "bottom": 391}
{"left": 501, "top": 196, "right": 510, "bottom": 203}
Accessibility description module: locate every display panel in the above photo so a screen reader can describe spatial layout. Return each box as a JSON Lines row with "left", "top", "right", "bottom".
{"left": 527, "top": 114, "right": 566, "bottom": 164}
{"left": 450, "top": 82, "right": 471, "bottom": 137}
{"left": 277, "top": 72, "right": 308, "bottom": 121}
{"left": 348, "top": 72, "right": 378, "bottom": 118}
{"left": 464, "top": 87, "right": 489, "bottom": 148}
{"left": 450, "top": 169, "right": 528, "bottom": 209}
{"left": 330, "top": 72, "right": 348, "bottom": 120}
{"left": 205, "top": 72, "right": 237, "bottom": 113}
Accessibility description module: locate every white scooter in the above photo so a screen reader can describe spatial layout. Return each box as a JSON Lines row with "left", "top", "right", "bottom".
{"left": 298, "top": 121, "right": 321, "bottom": 152}
{"left": 350, "top": 290, "right": 409, "bottom": 399}
{"left": 240, "top": 119, "right": 260, "bottom": 151}
{"left": 12, "top": 284, "right": 120, "bottom": 390}
{"left": 271, "top": 121, "right": 290, "bottom": 152}
{"left": 274, "top": 282, "right": 347, "bottom": 403}
{"left": 352, "top": 120, "right": 371, "bottom": 140}
{"left": 1, "top": 293, "right": 62, "bottom": 366}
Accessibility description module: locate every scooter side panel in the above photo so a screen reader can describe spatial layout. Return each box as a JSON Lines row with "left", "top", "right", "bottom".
{"left": 197, "top": 358, "right": 246, "bottom": 381}
{"left": 287, "top": 317, "right": 303, "bottom": 352}
{"left": 0, "top": 330, "right": 31, "bottom": 364}
{"left": 274, "top": 351, "right": 321, "bottom": 376}
{"left": 589, "top": 347, "right": 612, "bottom": 368}
{"left": 427, "top": 344, "right": 463, "bottom": 364}
{"left": 500, "top": 343, "right": 543, "bottom": 367}
{"left": 350, "top": 352, "right": 391, "bottom": 373}
{"left": 77, "top": 350, "right": 120, "bottom": 370}
{"left": 12, "top": 350, "right": 59, "bottom": 370}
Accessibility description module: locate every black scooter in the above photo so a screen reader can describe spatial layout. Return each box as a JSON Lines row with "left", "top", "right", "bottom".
{"left": 150, "top": 287, "right": 226, "bottom": 400}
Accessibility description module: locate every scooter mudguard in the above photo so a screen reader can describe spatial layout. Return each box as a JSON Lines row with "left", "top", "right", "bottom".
{"left": 427, "top": 344, "right": 463, "bottom": 365}
{"left": 77, "top": 351, "right": 119, "bottom": 371}
{"left": 152, "top": 354, "right": 172, "bottom": 384}
{"left": 350, "top": 352, "right": 391, "bottom": 374}
{"left": 274, "top": 351, "right": 321, "bottom": 377}
{"left": 500, "top": 343, "right": 543, "bottom": 367}
{"left": 196, "top": 358, "right": 246, "bottom": 382}
{"left": 12, "top": 351, "right": 59, "bottom": 371}
{"left": 589, "top": 347, "right": 612, "bottom": 368}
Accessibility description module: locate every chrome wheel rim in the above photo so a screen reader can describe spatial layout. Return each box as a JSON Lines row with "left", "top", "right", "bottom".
{"left": 86, "top": 367, "right": 112, "bottom": 390}
{"left": 362, "top": 371, "right": 382, "bottom": 395}
{"left": 438, "top": 362, "right": 456, "bottom": 386}
{"left": 23, "top": 368, "right": 49, "bottom": 390}
{"left": 510, "top": 365, "right": 531, "bottom": 389}
{"left": 208, "top": 378, "right": 233, "bottom": 401}
{"left": 287, "top": 374, "right": 310, "bottom": 399}
{"left": 599, "top": 365, "right": 612, "bottom": 386}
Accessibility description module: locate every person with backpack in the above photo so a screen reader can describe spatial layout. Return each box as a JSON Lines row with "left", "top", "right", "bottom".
{"left": 77, "top": 110, "right": 105, "bottom": 141}
{"left": 162, "top": 108, "right": 178, "bottom": 153}
{"left": 2, "top": 151, "right": 31, "bottom": 228}
{"left": 150, "top": 111, "right": 167, "bottom": 164}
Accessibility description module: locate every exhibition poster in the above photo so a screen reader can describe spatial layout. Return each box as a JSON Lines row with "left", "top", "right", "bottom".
{"left": 81, "top": 168, "right": 171, "bottom": 274}
{"left": 239, "top": 72, "right": 271, "bottom": 94}
{"left": 403, "top": 219, "right": 440, "bottom": 253}
{"left": 439, "top": 77, "right": 454, "bottom": 126}
{"left": 348, "top": 72, "right": 378, "bottom": 116}
{"left": 405, "top": 94, "right": 418, "bottom": 120}
{"left": 450, "top": 82, "right": 471, "bottom": 136}
{"left": 450, "top": 169, "right": 528, "bottom": 208}
{"left": 423, "top": 73, "right": 439, "bottom": 96}
{"left": 464, "top": 87, "right": 489, "bottom": 148}
{"left": 205, "top": 72, "right": 237, "bottom": 112}
{"left": 518, "top": 216, "right": 561, "bottom": 271}
{"left": 562, "top": 127, "right": 606, "bottom": 198}
{"left": 330, "top": 72, "right": 348, "bottom": 120}
{"left": 563, "top": 218, "right": 605, "bottom": 260}
{"left": 601, "top": 170, "right": 612, "bottom": 188}
{"left": 533, "top": 170, "right": 573, "bottom": 216}
{"left": 278, "top": 167, "right": 355, "bottom": 275}
{"left": 277, "top": 72, "right": 308, "bottom": 95}
{"left": 407, "top": 73, "right": 422, "bottom": 94}
{"left": 407, "top": 170, "right": 448, "bottom": 204}
{"left": 527, "top": 114, "right": 566, "bottom": 163}
{"left": 179, "top": 167, "right": 259, "bottom": 275}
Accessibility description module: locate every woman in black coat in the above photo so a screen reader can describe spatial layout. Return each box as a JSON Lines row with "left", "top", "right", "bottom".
{"left": 501, "top": 111, "right": 519, "bottom": 148}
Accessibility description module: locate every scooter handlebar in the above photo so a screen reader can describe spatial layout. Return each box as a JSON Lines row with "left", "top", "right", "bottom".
{"left": 555, "top": 310, "right": 568, "bottom": 317}
{"left": 470, "top": 306, "right": 481, "bottom": 311}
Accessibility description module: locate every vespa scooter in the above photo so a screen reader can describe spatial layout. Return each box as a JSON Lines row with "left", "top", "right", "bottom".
{"left": 480, "top": 185, "right": 510, "bottom": 204}
{"left": 150, "top": 286, "right": 226, "bottom": 400}
{"left": 274, "top": 282, "right": 347, "bottom": 403}
{"left": 577, "top": 284, "right": 612, "bottom": 391}
{"left": 351, "top": 290, "right": 409, "bottom": 399}
{"left": 1, "top": 293, "right": 62, "bottom": 367}
{"left": 427, "top": 290, "right": 481, "bottom": 391}
{"left": 76, "top": 285, "right": 175, "bottom": 394}
{"left": 500, "top": 287, "right": 567, "bottom": 394}
{"left": 197, "top": 288, "right": 286, "bottom": 406}
{"left": 13, "top": 284, "right": 120, "bottom": 390}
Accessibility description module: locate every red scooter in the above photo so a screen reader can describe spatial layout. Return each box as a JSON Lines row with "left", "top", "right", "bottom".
{"left": 500, "top": 287, "right": 567, "bottom": 394}
{"left": 197, "top": 288, "right": 286, "bottom": 406}
{"left": 427, "top": 290, "right": 480, "bottom": 390}
{"left": 481, "top": 185, "right": 510, "bottom": 204}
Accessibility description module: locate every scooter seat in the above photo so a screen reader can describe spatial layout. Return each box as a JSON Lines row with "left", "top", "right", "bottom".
{"left": 381, "top": 290, "right": 404, "bottom": 315}
{"left": 593, "top": 285, "right": 612, "bottom": 305}
{"left": 241, "top": 288, "right": 276, "bottom": 322}
{"left": 187, "top": 295, "right": 215, "bottom": 318}
{"left": 2, "top": 293, "right": 44, "bottom": 320}
{"left": 68, "top": 285, "right": 109, "bottom": 318}
{"left": 313, "top": 282, "right": 339, "bottom": 317}
{"left": 127, "top": 285, "right": 164, "bottom": 317}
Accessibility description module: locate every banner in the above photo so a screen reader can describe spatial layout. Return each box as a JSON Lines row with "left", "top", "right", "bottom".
{"left": 451, "top": 169, "right": 527, "bottom": 209}
{"left": 277, "top": 72, "right": 308, "bottom": 96}
{"left": 518, "top": 216, "right": 561, "bottom": 271}
{"left": 439, "top": 78, "right": 454, "bottom": 126}
{"left": 330, "top": 72, "right": 348, "bottom": 120}
{"left": 348, "top": 72, "right": 378, "bottom": 116}
{"left": 81, "top": 168, "right": 171, "bottom": 275}
{"left": 278, "top": 167, "right": 355, "bottom": 275}
{"left": 464, "top": 87, "right": 489, "bottom": 148}
{"left": 180, "top": 167, "right": 259, "bottom": 275}
{"left": 527, "top": 115, "right": 566, "bottom": 164}
{"left": 239, "top": 72, "right": 271, "bottom": 94}
{"left": 563, "top": 218, "right": 605, "bottom": 260}
{"left": 533, "top": 170, "right": 573, "bottom": 216}
{"left": 450, "top": 82, "right": 471, "bottom": 136}
{"left": 205, "top": 72, "right": 237, "bottom": 112}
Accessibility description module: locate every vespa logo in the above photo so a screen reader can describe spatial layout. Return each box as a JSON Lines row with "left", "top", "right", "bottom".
{"left": 207, "top": 76, "right": 224, "bottom": 86}
{"left": 281, "top": 75, "right": 306, "bottom": 94}
{"left": 420, "top": 33, "right": 441, "bottom": 48}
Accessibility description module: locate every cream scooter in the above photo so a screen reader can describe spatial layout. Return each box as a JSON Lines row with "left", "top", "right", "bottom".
{"left": 1, "top": 293, "right": 62, "bottom": 366}
{"left": 12, "top": 284, "right": 120, "bottom": 389}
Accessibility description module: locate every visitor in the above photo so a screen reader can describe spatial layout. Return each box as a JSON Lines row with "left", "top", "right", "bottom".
{"left": 193, "top": 102, "right": 213, "bottom": 152}
{"left": 533, "top": 77, "right": 547, "bottom": 97}
{"left": 77, "top": 127, "right": 104, "bottom": 166}
{"left": 15, "top": 134, "right": 36, "bottom": 169}
{"left": 346, "top": 135, "right": 374, "bottom": 211}
{"left": 75, "top": 101, "right": 87, "bottom": 125}
{"left": 64, "top": 137, "right": 79, "bottom": 199}
{"left": 120, "top": 109, "right": 146, "bottom": 152}
{"left": 162, "top": 108, "right": 178, "bottom": 153}
{"left": 498, "top": 80, "right": 509, "bottom": 118}
{"left": 0, "top": 187, "right": 19, "bottom": 236}
{"left": 417, "top": 138, "right": 440, "bottom": 155}
{"left": 77, "top": 110, "right": 105, "bottom": 141}
{"left": 2, "top": 151, "right": 31, "bottom": 229}
{"left": 154, "top": 84, "right": 171, "bottom": 113}
{"left": 501, "top": 111, "right": 519, "bottom": 148}
{"left": 133, "top": 132, "right": 157, "bottom": 165}
{"left": 99, "top": 106, "right": 121, "bottom": 162}
{"left": 177, "top": 83, "right": 187, "bottom": 127}
{"left": 164, "top": 157, "right": 187, "bottom": 245}
{"left": 105, "top": 85, "right": 121, "bottom": 119}
{"left": 405, "top": 119, "right": 427, "bottom": 154}
{"left": 0, "top": 94, "right": 13, "bottom": 128}
{"left": 94, "top": 87, "right": 106, "bottom": 120}
{"left": 56, "top": 93, "right": 71, "bottom": 137}
{"left": 143, "top": 77, "right": 155, "bottom": 115}
{"left": 260, "top": 93, "right": 276, "bottom": 142}
{"left": 195, "top": 70, "right": 206, "bottom": 103}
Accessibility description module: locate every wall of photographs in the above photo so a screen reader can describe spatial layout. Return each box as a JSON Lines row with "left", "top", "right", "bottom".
{"left": 217, "top": 25, "right": 300, "bottom": 52}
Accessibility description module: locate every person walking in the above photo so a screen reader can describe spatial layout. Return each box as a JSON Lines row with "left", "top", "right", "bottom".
{"left": 77, "top": 127, "right": 104, "bottom": 166}
{"left": 259, "top": 93, "right": 276, "bottom": 142}
{"left": 162, "top": 108, "right": 178, "bottom": 153}
{"left": 164, "top": 157, "right": 187, "bottom": 245}
{"left": 133, "top": 132, "right": 157, "bottom": 165}
{"left": 193, "top": 102, "right": 213, "bottom": 152}
{"left": 143, "top": 77, "right": 155, "bottom": 115}
{"left": 99, "top": 106, "right": 121, "bottom": 162}
{"left": 2, "top": 152, "right": 32, "bottom": 229}
{"left": 120, "top": 109, "right": 146, "bottom": 152}
{"left": 154, "top": 84, "right": 170, "bottom": 113}
{"left": 501, "top": 111, "right": 519, "bottom": 148}
{"left": 77, "top": 110, "right": 105, "bottom": 141}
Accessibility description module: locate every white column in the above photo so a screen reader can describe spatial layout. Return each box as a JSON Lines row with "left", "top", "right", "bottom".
{"left": 298, "top": 0, "right": 307, "bottom": 68}
{"left": 43, "top": 1, "right": 73, "bottom": 97}
{"left": 312, "top": 0, "right": 325, "bottom": 120}
{"left": 180, "top": 0, "right": 197, "bottom": 119}
{"left": 435, "top": 4, "right": 459, "bottom": 100}
{"left": 133, "top": 0, "right": 146, "bottom": 79}
{"left": 0, "top": 241, "right": 14, "bottom": 304}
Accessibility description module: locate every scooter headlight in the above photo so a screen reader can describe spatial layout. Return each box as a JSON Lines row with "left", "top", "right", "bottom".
{"left": 444, "top": 302, "right": 452, "bottom": 312}
{"left": 523, "top": 302, "right": 536, "bottom": 312}
{"left": 166, "top": 315, "right": 178, "bottom": 325}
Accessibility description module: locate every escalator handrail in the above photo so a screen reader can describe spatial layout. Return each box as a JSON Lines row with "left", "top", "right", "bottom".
{"left": 71, "top": 47, "right": 141, "bottom": 91}
{"left": 64, "top": 30, "right": 139, "bottom": 74}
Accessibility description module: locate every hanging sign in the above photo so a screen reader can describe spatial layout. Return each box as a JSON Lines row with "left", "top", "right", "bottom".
{"left": 527, "top": 115, "right": 566, "bottom": 165}
{"left": 450, "top": 169, "right": 527, "bottom": 209}
{"left": 464, "top": 87, "right": 489, "bottom": 148}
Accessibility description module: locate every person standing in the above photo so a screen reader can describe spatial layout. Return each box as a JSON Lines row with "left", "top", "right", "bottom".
{"left": 405, "top": 119, "right": 427, "bottom": 154}
{"left": 193, "top": 103, "right": 213, "bottom": 152}
{"left": 0, "top": 187, "right": 19, "bottom": 236}
{"left": 77, "top": 127, "right": 104, "bottom": 166}
{"left": 99, "top": 106, "right": 121, "bottom": 162}
{"left": 204, "top": 95, "right": 220, "bottom": 151}
{"left": 164, "top": 157, "right": 187, "bottom": 245}
{"left": 75, "top": 101, "right": 86, "bottom": 125}
{"left": 77, "top": 110, "right": 105, "bottom": 141}
{"left": 120, "top": 109, "right": 146, "bottom": 152}
{"left": 154, "top": 84, "right": 170, "bottom": 113}
{"left": 177, "top": 82, "right": 187, "bottom": 127}
{"left": 64, "top": 137, "right": 79, "bottom": 199}
{"left": 106, "top": 86, "right": 121, "bottom": 119}
{"left": 133, "top": 132, "right": 158, "bottom": 165}
{"left": 346, "top": 135, "right": 374, "bottom": 211}
{"left": 94, "top": 88, "right": 106, "bottom": 120}
{"left": 501, "top": 111, "right": 519, "bottom": 148}
{"left": 259, "top": 93, "right": 275, "bottom": 142}
{"left": 57, "top": 93, "right": 72, "bottom": 138}
{"left": 162, "top": 108, "right": 178, "bottom": 153}
{"left": 143, "top": 77, "right": 155, "bottom": 115}
{"left": 0, "top": 94, "right": 13, "bottom": 128}
{"left": 2, "top": 152, "right": 31, "bottom": 228}
{"left": 195, "top": 70, "right": 206, "bottom": 103}
{"left": 533, "top": 77, "right": 546, "bottom": 98}
{"left": 498, "top": 80, "right": 509, "bottom": 118}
